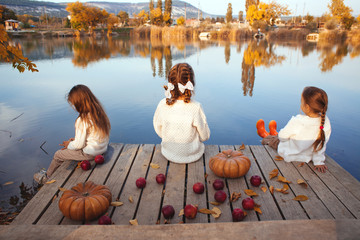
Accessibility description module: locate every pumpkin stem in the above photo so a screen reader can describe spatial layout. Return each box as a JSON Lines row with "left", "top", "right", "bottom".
{"left": 82, "top": 192, "right": 89, "bottom": 197}
{"left": 227, "top": 155, "right": 231, "bottom": 158}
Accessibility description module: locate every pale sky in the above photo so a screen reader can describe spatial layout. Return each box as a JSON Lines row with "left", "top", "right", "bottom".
{"left": 48, "top": 0, "right": 360, "bottom": 16}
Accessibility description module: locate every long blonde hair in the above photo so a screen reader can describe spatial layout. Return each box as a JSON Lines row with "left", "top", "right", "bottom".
{"left": 67, "top": 84, "right": 110, "bottom": 138}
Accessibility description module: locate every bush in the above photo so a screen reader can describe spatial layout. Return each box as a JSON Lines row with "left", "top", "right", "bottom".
{"left": 306, "top": 22, "right": 318, "bottom": 31}
{"left": 325, "top": 19, "right": 338, "bottom": 30}
{"left": 252, "top": 20, "right": 268, "bottom": 32}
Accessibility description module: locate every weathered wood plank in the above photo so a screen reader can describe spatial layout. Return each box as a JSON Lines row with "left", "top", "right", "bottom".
{"left": 160, "top": 153, "right": 186, "bottom": 224}
{"left": 111, "top": 144, "right": 154, "bottom": 225}
{"left": 12, "top": 160, "right": 76, "bottom": 225}
{"left": 250, "top": 145, "right": 308, "bottom": 220}
{"left": 204, "top": 145, "right": 233, "bottom": 223}
{"left": 239, "top": 145, "right": 283, "bottom": 221}
{"left": 264, "top": 145, "right": 333, "bottom": 220}
{"left": 293, "top": 161, "right": 354, "bottom": 219}
{"left": 136, "top": 145, "right": 168, "bottom": 225}
{"left": 307, "top": 160, "right": 360, "bottom": 218}
{"left": 38, "top": 144, "right": 123, "bottom": 225}
{"left": 4, "top": 220, "right": 360, "bottom": 240}
{"left": 325, "top": 155, "right": 360, "bottom": 200}
{"left": 186, "top": 155, "right": 208, "bottom": 223}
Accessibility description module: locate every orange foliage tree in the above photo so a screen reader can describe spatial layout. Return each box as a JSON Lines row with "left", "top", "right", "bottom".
{"left": 246, "top": 1, "right": 290, "bottom": 26}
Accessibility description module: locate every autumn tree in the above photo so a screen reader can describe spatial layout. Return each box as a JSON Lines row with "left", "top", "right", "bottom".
{"left": 0, "top": 9, "right": 38, "bottom": 73}
{"left": 328, "top": 0, "right": 353, "bottom": 25}
{"left": 151, "top": 8, "right": 163, "bottom": 25}
{"left": 107, "top": 13, "right": 119, "bottom": 35}
{"left": 226, "top": 3, "right": 233, "bottom": 23}
{"left": 136, "top": 10, "right": 149, "bottom": 26}
{"left": 118, "top": 10, "right": 129, "bottom": 25}
{"left": 0, "top": 5, "right": 17, "bottom": 24}
{"left": 246, "top": 1, "right": 290, "bottom": 25}
{"left": 245, "top": 0, "right": 258, "bottom": 13}
{"left": 239, "top": 11, "right": 244, "bottom": 22}
{"left": 149, "top": 0, "right": 154, "bottom": 24}
{"left": 177, "top": 16, "right": 185, "bottom": 26}
{"left": 164, "top": 0, "right": 172, "bottom": 25}
{"left": 157, "top": 0, "right": 162, "bottom": 11}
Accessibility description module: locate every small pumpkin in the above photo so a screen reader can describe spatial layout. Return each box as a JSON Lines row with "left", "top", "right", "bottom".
{"left": 209, "top": 149, "right": 251, "bottom": 178}
{"left": 59, "top": 181, "right": 112, "bottom": 221}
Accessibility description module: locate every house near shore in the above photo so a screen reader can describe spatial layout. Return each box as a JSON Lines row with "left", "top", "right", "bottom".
{"left": 5, "top": 19, "right": 21, "bottom": 31}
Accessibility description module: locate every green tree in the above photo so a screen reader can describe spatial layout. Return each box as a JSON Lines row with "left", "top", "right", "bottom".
{"left": 226, "top": 3, "right": 233, "bottom": 23}
{"left": 118, "top": 10, "right": 129, "bottom": 25}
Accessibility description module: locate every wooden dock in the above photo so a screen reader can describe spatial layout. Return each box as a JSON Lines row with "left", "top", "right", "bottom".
{"left": 2, "top": 144, "right": 360, "bottom": 239}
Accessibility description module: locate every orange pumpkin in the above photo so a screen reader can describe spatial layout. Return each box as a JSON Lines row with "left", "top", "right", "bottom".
{"left": 59, "top": 181, "right": 112, "bottom": 221}
{"left": 209, "top": 149, "right": 251, "bottom": 178}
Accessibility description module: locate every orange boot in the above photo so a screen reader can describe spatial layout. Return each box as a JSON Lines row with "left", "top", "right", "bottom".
{"left": 256, "top": 119, "right": 269, "bottom": 138}
{"left": 269, "top": 120, "right": 278, "bottom": 136}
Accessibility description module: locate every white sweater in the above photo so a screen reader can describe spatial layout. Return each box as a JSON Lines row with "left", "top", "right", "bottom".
{"left": 153, "top": 99, "right": 210, "bottom": 163}
{"left": 67, "top": 117, "right": 109, "bottom": 156}
{"left": 278, "top": 114, "right": 331, "bottom": 165}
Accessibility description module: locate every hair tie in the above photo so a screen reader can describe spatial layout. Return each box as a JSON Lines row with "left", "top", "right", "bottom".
{"left": 178, "top": 81, "right": 194, "bottom": 94}
{"left": 320, "top": 126, "right": 324, "bottom": 130}
{"left": 165, "top": 83, "right": 175, "bottom": 98}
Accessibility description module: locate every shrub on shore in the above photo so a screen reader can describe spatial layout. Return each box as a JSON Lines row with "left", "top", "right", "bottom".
{"left": 267, "top": 29, "right": 309, "bottom": 41}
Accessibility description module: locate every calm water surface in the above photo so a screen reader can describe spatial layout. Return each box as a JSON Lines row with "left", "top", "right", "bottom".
{"left": 1, "top": 36, "right": 359, "bottom": 212}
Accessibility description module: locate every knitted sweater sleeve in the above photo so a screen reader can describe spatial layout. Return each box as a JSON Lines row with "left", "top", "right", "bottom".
{"left": 193, "top": 104, "right": 210, "bottom": 142}
{"left": 67, "top": 118, "right": 87, "bottom": 150}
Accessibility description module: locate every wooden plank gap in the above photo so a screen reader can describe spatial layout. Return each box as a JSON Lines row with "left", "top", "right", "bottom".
{"left": 156, "top": 160, "right": 171, "bottom": 224}
{"left": 201, "top": 153, "right": 211, "bottom": 223}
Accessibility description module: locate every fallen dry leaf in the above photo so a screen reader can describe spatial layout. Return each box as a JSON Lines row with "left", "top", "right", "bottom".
{"left": 129, "top": 219, "right": 138, "bottom": 225}
{"left": 179, "top": 209, "right": 184, "bottom": 216}
{"left": 261, "top": 186, "right": 267, "bottom": 193}
{"left": 297, "top": 179, "right": 308, "bottom": 188}
{"left": 269, "top": 186, "right": 274, "bottom": 194}
{"left": 238, "top": 143, "right": 245, "bottom": 150}
{"left": 244, "top": 189, "right": 258, "bottom": 197}
{"left": 150, "top": 163, "right": 160, "bottom": 169}
{"left": 76, "top": 162, "right": 81, "bottom": 169}
{"left": 254, "top": 203, "right": 262, "bottom": 214}
{"left": 209, "top": 201, "right": 221, "bottom": 206}
{"left": 52, "top": 195, "right": 57, "bottom": 202}
{"left": 269, "top": 169, "right": 279, "bottom": 179}
{"left": 128, "top": 196, "right": 134, "bottom": 203}
{"left": 58, "top": 187, "right": 68, "bottom": 192}
{"left": 211, "top": 207, "right": 221, "bottom": 219}
{"left": 275, "top": 184, "right": 289, "bottom": 194}
{"left": 293, "top": 195, "right": 309, "bottom": 201}
{"left": 277, "top": 175, "right": 292, "bottom": 184}
{"left": 111, "top": 201, "right": 124, "bottom": 207}
{"left": 3, "top": 181, "right": 14, "bottom": 186}
{"left": 45, "top": 179, "right": 56, "bottom": 184}
{"left": 298, "top": 163, "right": 305, "bottom": 167}
{"left": 198, "top": 208, "right": 216, "bottom": 215}
{"left": 274, "top": 155, "right": 284, "bottom": 161}
{"left": 243, "top": 211, "right": 247, "bottom": 217}
{"left": 230, "top": 192, "right": 241, "bottom": 202}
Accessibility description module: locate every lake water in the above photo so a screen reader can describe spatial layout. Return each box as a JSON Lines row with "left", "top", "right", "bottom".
{"left": 1, "top": 36, "right": 360, "bottom": 213}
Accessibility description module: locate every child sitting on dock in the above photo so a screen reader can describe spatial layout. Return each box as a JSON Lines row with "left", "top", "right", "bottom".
{"left": 34, "top": 84, "right": 111, "bottom": 184}
{"left": 153, "top": 63, "right": 210, "bottom": 164}
{"left": 258, "top": 86, "right": 331, "bottom": 173}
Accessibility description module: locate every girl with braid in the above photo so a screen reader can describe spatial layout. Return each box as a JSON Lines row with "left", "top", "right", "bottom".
{"left": 153, "top": 63, "right": 210, "bottom": 163}
{"left": 259, "top": 86, "right": 331, "bottom": 173}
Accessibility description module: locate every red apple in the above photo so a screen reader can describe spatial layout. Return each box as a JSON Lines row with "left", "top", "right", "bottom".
{"left": 250, "top": 175, "right": 262, "bottom": 187}
{"left": 80, "top": 160, "right": 91, "bottom": 170}
{"left": 214, "top": 190, "right": 227, "bottom": 203}
{"left": 193, "top": 182, "right": 204, "bottom": 194}
{"left": 98, "top": 215, "right": 112, "bottom": 225}
{"left": 94, "top": 155, "right": 104, "bottom": 164}
{"left": 156, "top": 173, "right": 166, "bottom": 184}
{"left": 136, "top": 177, "right": 146, "bottom": 188}
{"left": 213, "top": 179, "right": 225, "bottom": 190}
{"left": 242, "top": 197, "right": 255, "bottom": 210}
{"left": 184, "top": 204, "right": 198, "bottom": 219}
{"left": 161, "top": 205, "right": 175, "bottom": 219}
{"left": 232, "top": 208, "right": 245, "bottom": 222}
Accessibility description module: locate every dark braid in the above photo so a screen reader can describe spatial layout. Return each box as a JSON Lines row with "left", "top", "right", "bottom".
{"left": 165, "top": 63, "right": 195, "bottom": 105}
{"left": 302, "top": 87, "right": 328, "bottom": 152}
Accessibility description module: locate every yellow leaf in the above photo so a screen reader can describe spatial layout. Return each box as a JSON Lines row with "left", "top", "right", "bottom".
{"left": 76, "top": 162, "right": 81, "bottom": 169}
{"left": 3, "top": 181, "right": 14, "bottom": 186}
{"left": 261, "top": 186, "right": 267, "bottom": 193}
{"left": 277, "top": 175, "right": 292, "bottom": 184}
{"left": 269, "top": 169, "right": 279, "bottom": 179}
{"left": 211, "top": 207, "right": 221, "bottom": 219}
{"left": 254, "top": 206, "right": 262, "bottom": 214}
{"left": 46, "top": 180, "right": 56, "bottom": 184}
{"left": 111, "top": 201, "right": 124, "bottom": 207}
{"left": 129, "top": 219, "right": 138, "bottom": 225}
{"left": 297, "top": 179, "right": 308, "bottom": 188}
{"left": 293, "top": 195, "right": 309, "bottom": 201}
{"left": 269, "top": 185, "right": 274, "bottom": 194}
{"left": 209, "top": 201, "right": 221, "bottom": 206}
{"left": 238, "top": 143, "right": 245, "bottom": 150}
{"left": 274, "top": 155, "right": 284, "bottom": 161}
{"left": 230, "top": 192, "right": 241, "bottom": 202}
{"left": 129, "top": 196, "right": 134, "bottom": 203}
{"left": 275, "top": 184, "right": 289, "bottom": 194}
{"left": 198, "top": 208, "right": 216, "bottom": 215}
{"left": 150, "top": 163, "right": 160, "bottom": 169}
{"left": 244, "top": 189, "right": 258, "bottom": 196}
{"left": 58, "top": 187, "right": 68, "bottom": 192}
{"left": 178, "top": 209, "right": 184, "bottom": 216}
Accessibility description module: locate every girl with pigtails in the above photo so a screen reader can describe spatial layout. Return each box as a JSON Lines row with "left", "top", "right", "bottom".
{"left": 153, "top": 63, "right": 210, "bottom": 164}
{"left": 258, "top": 86, "right": 331, "bottom": 173}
